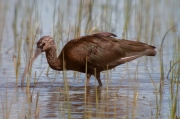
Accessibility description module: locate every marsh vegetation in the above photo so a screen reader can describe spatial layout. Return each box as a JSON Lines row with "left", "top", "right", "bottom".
{"left": 0, "top": 0, "right": 180, "bottom": 119}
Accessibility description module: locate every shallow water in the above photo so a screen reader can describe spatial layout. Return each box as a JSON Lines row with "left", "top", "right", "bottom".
{"left": 0, "top": 0, "right": 180, "bottom": 119}
{"left": 0, "top": 57, "right": 175, "bottom": 119}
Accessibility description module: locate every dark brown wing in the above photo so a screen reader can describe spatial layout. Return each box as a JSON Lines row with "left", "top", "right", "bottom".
{"left": 109, "top": 39, "right": 156, "bottom": 67}
{"left": 59, "top": 32, "right": 156, "bottom": 72}
{"left": 59, "top": 32, "right": 125, "bottom": 70}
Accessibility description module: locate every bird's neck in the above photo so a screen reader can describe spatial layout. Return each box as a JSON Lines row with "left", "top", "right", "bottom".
{"left": 45, "top": 47, "right": 62, "bottom": 70}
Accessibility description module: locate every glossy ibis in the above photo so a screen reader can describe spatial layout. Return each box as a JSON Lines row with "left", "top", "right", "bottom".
{"left": 21, "top": 32, "right": 156, "bottom": 86}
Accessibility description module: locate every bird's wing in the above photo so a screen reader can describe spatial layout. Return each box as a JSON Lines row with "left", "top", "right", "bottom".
{"left": 63, "top": 32, "right": 125, "bottom": 70}
{"left": 59, "top": 32, "right": 156, "bottom": 71}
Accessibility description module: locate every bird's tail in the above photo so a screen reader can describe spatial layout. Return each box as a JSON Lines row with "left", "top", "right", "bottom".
{"left": 119, "top": 39, "right": 156, "bottom": 56}
{"left": 112, "top": 39, "right": 156, "bottom": 65}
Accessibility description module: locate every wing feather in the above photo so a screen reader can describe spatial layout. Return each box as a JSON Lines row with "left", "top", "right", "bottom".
{"left": 59, "top": 32, "right": 156, "bottom": 71}
{"left": 60, "top": 32, "right": 123, "bottom": 69}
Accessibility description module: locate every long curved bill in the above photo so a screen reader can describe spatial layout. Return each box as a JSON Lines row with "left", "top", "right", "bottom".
{"left": 30, "top": 48, "right": 42, "bottom": 63}
{"left": 21, "top": 48, "right": 42, "bottom": 86}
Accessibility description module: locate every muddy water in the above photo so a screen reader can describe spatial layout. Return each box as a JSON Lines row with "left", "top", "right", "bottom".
{"left": 0, "top": 0, "right": 180, "bottom": 119}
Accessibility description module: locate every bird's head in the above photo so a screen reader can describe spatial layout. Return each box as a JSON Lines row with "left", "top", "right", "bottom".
{"left": 21, "top": 36, "right": 55, "bottom": 86}
{"left": 31, "top": 36, "right": 55, "bottom": 63}
{"left": 36, "top": 36, "right": 54, "bottom": 52}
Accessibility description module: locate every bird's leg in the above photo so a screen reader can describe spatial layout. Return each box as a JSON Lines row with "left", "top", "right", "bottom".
{"left": 86, "top": 74, "right": 91, "bottom": 86}
{"left": 95, "top": 72, "right": 102, "bottom": 86}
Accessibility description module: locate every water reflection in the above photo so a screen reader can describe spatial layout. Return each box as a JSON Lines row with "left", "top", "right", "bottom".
{"left": 0, "top": 76, "right": 174, "bottom": 119}
{"left": 39, "top": 85, "right": 138, "bottom": 119}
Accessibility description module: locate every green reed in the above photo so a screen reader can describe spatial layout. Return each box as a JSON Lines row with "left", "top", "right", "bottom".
{"left": 35, "top": 91, "right": 40, "bottom": 118}
{"left": 168, "top": 32, "right": 180, "bottom": 119}
{"left": 123, "top": 0, "right": 132, "bottom": 38}
{"left": 62, "top": 51, "right": 71, "bottom": 119}
{"left": 0, "top": 71, "right": 15, "bottom": 119}
{"left": 85, "top": 0, "right": 94, "bottom": 34}
{"left": 0, "top": 1, "right": 7, "bottom": 57}
{"left": 15, "top": 38, "right": 22, "bottom": 84}
{"left": 143, "top": 57, "right": 161, "bottom": 119}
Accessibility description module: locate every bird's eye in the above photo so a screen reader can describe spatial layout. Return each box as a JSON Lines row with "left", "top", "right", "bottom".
{"left": 39, "top": 43, "right": 45, "bottom": 48}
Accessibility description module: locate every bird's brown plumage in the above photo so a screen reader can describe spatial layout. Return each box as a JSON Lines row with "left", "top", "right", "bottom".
{"left": 21, "top": 32, "right": 156, "bottom": 86}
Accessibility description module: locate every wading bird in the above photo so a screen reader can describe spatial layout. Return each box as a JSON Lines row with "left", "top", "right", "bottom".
{"left": 21, "top": 32, "right": 156, "bottom": 86}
